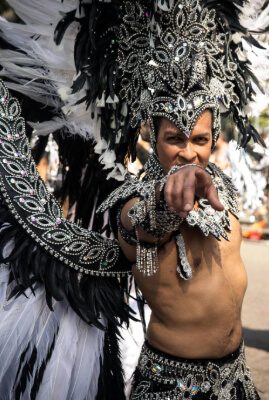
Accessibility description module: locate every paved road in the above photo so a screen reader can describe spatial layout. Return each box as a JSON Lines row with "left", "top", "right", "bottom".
{"left": 241, "top": 240, "right": 269, "bottom": 400}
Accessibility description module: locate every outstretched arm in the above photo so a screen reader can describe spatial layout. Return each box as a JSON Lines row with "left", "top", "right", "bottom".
{"left": 118, "top": 165, "right": 224, "bottom": 262}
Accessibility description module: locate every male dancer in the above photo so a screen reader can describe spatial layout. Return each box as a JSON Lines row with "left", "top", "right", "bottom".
{"left": 117, "top": 112, "right": 256, "bottom": 399}
{"left": 0, "top": 0, "right": 267, "bottom": 398}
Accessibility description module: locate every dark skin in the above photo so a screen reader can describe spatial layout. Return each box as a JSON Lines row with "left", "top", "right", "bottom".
{"left": 120, "top": 111, "right": 247, "bottom": 358}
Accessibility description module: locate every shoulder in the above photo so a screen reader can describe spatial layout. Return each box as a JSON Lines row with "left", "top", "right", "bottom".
{"left": 97, "top": 173, "right": 143, "bottom": 213}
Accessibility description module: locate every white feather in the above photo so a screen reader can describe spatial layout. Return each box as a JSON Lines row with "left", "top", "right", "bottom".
{"left": 240, "top": 1, "right": 269, "bottom": 30}
{"left": 0, "top": 285, "right": 46, "bottom": 397}
{"left": 0, "top": 265, "right": 10, "bottom": 309}
{"left": 36, "top": 305, "right": 104, "bottom": 400}
{"left": 21, "top": 300, "right": 64, "bottom": 398}
{"left": 67, "top": 317, "right": 104, "bottom": 400}
{"left": 38, "top": 304, "right": 80, "bottom": 400}
{"left": 0, "top": 279, "right": 105, "bottom": 399}
{"left": 7, "top": 0, "right": 75, "bottom": 25}
{"left": 0, "top": 0, "right": 124, "bottom": 177}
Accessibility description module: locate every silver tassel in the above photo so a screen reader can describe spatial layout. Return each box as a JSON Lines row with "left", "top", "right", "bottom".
{"left": 176, "top": 233, "right": 193, "bottom": 280}
{"left": 136, "top": 228, "right": 159, "bottom": 277}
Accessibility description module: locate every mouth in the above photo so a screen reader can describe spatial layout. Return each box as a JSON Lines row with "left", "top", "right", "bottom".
{"left": 174, "top": 162, "right": 202, "bottom": 167}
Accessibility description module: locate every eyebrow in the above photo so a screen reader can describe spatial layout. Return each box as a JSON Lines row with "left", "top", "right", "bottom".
{"left": 164, "top": 130, "right": 211, "bottom": 137}
{"left": 164, "top": 130, "right": 182, "bottom": 136}
{"left": 192, "top": 132, "right": 211, "bottom": 137}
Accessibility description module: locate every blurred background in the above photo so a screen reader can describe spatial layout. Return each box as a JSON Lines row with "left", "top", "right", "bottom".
{"left": 0, "top": 1, "right": 268, "bottom": 399}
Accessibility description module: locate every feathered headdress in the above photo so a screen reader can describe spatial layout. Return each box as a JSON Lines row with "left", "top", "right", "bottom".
{"left": 55, "top": 0, "right": 268, "bottom": 156}
{"left": 0, "top": 0, "right": 268, "bottom": 205}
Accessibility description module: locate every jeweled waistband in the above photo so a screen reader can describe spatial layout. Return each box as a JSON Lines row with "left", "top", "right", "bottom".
{"left": 134, "top": 339, "right": 257, "bottom": 399}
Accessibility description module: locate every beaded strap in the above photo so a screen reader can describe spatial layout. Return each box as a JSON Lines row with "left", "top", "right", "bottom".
{"left": 0, "top": 79, "right": 129, "bottom": 277}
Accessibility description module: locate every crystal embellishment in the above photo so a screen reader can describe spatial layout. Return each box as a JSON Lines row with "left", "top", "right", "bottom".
{"left": 0, "top": 79, "right": 128, "bottom": 277}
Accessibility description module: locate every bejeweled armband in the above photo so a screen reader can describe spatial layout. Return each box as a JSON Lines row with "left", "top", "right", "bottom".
{"left": 117, "top": 207, "right": 137, "bottom": 246}
{"left": 127, "top": 162, "right": 205, "bottom": 236}
{"left": 126, "top": 173, "right": 183, "bottom": 277}
{"left": 127, "top": 180, "right": 183, "bottom": 238}
{"left": 117, "top": 205, "right": 160, "bottom": 277}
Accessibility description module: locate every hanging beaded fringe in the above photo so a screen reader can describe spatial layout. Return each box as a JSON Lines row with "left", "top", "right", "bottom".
{"left": 176, "top": 233, "right": 193, "bottom": 280}
{"left": 135, "top": 228, "right": 159, "bottom": 277}
{"left": 136, "top": 243, "right": 159, "bottom": 277}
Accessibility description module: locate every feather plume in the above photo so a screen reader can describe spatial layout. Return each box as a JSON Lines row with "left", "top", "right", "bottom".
{"left": 0, "top": 278, "right": 105, "bottom": 398}
{"left": 0, "top": 265, "right": 10, "bottom": 307}
{"left": 0, "top": 285, "right": 45, "bottom": 397}
{"left": 66, "top": 314, "right": 104, "bottom": 400}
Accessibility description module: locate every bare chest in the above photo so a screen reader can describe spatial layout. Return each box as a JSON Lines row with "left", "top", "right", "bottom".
{"left": 133, "top": 213, "right": 247, "bottom": 313}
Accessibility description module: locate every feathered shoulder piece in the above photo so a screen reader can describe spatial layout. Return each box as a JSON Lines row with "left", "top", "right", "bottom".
{"left": 0, "top": 79, "right": 132, "bottom": 328}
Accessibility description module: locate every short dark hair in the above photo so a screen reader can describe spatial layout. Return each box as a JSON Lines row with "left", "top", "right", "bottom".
{"left": 153, "top": 117, "right": 162, "bottom": 136}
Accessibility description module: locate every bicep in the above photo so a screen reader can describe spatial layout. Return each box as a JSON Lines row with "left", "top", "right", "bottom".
{"left": 118, "top": 230, "right": 136, "bottom": 262}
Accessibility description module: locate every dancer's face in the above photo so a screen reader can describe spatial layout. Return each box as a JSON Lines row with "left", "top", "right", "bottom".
{"left": 156, "top": 110, "right": 213, "bottom": 173}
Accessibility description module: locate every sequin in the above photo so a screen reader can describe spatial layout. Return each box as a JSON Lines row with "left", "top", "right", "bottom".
{"left": 131, "top": 342, "right": 260, "bottom": 400}
{"left": 0, "top": 79, "right": 128, "bottom": 277}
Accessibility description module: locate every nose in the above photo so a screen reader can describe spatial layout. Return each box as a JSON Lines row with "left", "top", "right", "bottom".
{"left": 178, "top": 142, "right": 197, "bottom": 163}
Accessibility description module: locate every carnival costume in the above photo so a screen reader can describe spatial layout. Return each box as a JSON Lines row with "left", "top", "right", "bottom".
{"left": 0, "top": 0, "right": 268, "bottom": 399}
{"left": 130, "top": 340, "right": 259, "bottom": 400}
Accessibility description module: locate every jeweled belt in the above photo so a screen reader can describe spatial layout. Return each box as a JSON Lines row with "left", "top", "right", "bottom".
{"left": 134, "top": 340, "right": 257, "bottom": 400}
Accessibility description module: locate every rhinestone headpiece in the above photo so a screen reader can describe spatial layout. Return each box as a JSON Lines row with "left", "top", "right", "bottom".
{"left": 117, "top": 0, "right": 245, "bottom": 145}
{"left": 55, "top": 0, "right": 266, "bottom": 177}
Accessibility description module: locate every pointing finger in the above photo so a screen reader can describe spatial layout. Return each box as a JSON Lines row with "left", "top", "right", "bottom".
{"left": 195, "top": 169, "right": 224, "bottom": 211}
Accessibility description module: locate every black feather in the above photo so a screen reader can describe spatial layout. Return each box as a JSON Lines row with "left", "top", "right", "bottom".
{"left": 97, "top": 322, "right": 126, "bottom": 400}
{"left": 202, "top": 0, "right": 247, "bottom": 32}
{"left": 246, "top": 124, "right": 267, "bottom": 147}
{"left": 54, "top": 9, "right": 77, "bottom": 46}
{"left": 0, "top": 202, "right": 134, "bottom": 329}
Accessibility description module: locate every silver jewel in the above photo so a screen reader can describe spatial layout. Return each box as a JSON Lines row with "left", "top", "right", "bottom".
{"left": 100, "top": 154, "right": 239, "bottom": 279}
{"left": 176, "top": 233, "right": 193, "bottom": 280}
{"left": 0, "top": 79, "right": 128, "bottom": 277}
{"left": 133, "top": 341, "right": 258, "bottom": 400}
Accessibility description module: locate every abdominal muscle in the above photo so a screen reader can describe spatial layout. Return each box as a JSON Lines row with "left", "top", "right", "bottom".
{"left": 133, "top": 213, "right": 248, "bottom": 359}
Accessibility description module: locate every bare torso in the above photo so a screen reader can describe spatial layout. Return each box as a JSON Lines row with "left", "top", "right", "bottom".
{"left": 133, "top": 212, "right": 247, "bottom": 359}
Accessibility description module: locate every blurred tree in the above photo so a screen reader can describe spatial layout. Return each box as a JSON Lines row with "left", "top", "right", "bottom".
{"left": 257, "top": 106, "right": 269, "bottom": 131}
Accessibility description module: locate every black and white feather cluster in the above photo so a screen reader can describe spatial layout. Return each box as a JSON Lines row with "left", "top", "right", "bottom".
{"left": 201, "top": 0, "right": 268, "bottom": 147}
{"left": 0, "top": 200, "right": 134, "bottom": 330}
{"left": 55, "top": 0, "right": 137, "bottom": 164}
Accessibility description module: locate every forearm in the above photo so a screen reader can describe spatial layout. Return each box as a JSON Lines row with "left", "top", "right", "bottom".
{"left": 117, "top": 178, "right": 181, "bottom": 267}
{"left": 119, "top": 187, "right": 180, "bottom": 242}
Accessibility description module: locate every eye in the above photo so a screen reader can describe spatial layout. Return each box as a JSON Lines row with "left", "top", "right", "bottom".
{"left": 166, "top": 135, "right": 184, "bottom": 143}
{"left": 193, "top": 136, "right": 209, "bottom": 144}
